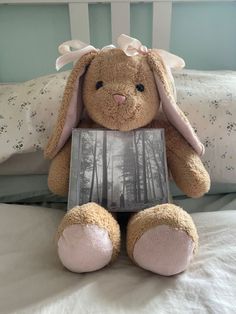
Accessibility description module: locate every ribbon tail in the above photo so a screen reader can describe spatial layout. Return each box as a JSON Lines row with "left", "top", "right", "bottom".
{"left": 55, "top": 46, "right": 98, "bottom": 70}
{"left": 56, "top": 55, "right": 74, "bottom": 71}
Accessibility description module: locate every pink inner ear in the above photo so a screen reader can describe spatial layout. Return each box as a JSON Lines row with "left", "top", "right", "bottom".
{"left": 154, "top": 72, "right": 205, "bottom": 156}
{"left": 55, "top": 69, "right": 85, "bottom": 155}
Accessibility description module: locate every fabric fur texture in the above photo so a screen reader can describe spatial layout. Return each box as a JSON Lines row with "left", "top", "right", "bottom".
{"left": 45, "top": 40, "right": 210, "bottom": 276}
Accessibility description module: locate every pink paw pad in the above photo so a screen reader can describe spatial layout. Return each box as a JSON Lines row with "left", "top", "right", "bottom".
{"left": 133, "top": 225, "right": 194, "bottom": 276}
{"left": 58, "top": 224, "right": 113, "bottom": 273}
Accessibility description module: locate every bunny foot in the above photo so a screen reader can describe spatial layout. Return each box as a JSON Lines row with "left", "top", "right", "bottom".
{"left": 127, "top": 204, "right": 198, "bottom": 276}
{"left": 57, "top": 203, "right": 120, "bottom": 273}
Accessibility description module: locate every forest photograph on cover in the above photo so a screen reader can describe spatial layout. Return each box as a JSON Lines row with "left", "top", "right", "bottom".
{"left": 69, "top": 129, "right": 169, "bottom": 212}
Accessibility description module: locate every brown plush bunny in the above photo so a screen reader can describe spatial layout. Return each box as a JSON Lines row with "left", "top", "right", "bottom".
{"left": 44, "top": 35, "right": 210, "bottom": 276}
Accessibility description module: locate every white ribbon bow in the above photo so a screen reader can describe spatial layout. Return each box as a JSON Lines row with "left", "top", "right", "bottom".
{"left": 55, "top": 34, "right": 148, "bottom": 70}
{"left": 117, "top": 34, "right": 148, "bottom": 56}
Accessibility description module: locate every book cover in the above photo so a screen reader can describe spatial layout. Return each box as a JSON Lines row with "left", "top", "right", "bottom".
{"left": 68, "top": 129, "right": 170, "bottom": 212}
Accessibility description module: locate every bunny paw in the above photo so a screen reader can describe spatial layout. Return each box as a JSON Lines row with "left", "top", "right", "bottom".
{"left": 58, "top": 224, "right": 113, "bottom": 273}
{"left": 127, "top": 203, "right": 198, "bottom": 276}
{"left": 57, "top": 203, "right": 120, "bottom": 273}
{"left": 132, "top": 225, "right": 194, "bottom": 276}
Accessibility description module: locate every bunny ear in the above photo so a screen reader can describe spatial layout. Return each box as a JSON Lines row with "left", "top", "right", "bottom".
{"left": 155, "top": 49, "right": 185, "bottom": 69}
{"left": 147, "top": 50, "right": 205, "bottom": 156}
{"left": 44, "top": 51, "right": 97, "bottom": 159}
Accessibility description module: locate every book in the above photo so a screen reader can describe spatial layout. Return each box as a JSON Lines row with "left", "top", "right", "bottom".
{"left": 68, "top": 128, "right": 170, "bottom": 212}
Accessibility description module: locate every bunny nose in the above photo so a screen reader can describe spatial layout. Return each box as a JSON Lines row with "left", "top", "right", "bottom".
{"left": 113, "top": 94, "right": 126, "bottom": 104}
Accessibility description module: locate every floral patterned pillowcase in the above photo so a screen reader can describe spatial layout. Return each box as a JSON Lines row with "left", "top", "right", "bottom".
{"left": 0, "top": 71, "right": 70, "bottom": 165}
{"left": 0, "top": 69, "right": 236, "bottom": 183}
{"left": 174, "top": 69, "right": 236, "bottom": 184}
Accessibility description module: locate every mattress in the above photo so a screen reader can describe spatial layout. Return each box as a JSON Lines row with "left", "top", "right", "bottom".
{"left": 1, "top": 196, "right": 236, "bottom": 314}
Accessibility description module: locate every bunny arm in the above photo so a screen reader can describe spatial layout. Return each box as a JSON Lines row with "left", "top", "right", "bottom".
{"left": 48, "top": 116, "right": 210, "bottom": 198}
{"left": 149, "top": 119, "right": 210, "bottom": 198}
{"left": 47, "top": 119, "right": 101, "bottom": 196}
{"left": 48, "top": 139, "right": 71, "bottom": 196}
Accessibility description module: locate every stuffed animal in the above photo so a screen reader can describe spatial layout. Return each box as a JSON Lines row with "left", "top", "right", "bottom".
{"left": 44, "top": 34, "right": 210, "bottom": 276}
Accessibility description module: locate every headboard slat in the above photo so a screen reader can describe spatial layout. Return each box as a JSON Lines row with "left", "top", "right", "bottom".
{"left": 111, "top": 2, "right": 130, "bottom": 45}
{"left": 152, "top": 1, "right": 172, "bottom": 50}
{"left": 69, "top": 2, "right": 90, "bottom": 43}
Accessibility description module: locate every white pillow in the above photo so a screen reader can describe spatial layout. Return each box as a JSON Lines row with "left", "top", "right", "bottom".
{"left": 174, "top": 69, "right": 236, "bottom": 184}
{"left": 1, "top": 69, "right": 235, "bottom": 184}
{"left": 0, "top": 152, "right": 50, "bottom": 175}
{"left": 0, "top": 71, "right": 69, "bottom": 164}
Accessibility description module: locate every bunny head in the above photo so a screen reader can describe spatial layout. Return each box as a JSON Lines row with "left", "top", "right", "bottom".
{"left": 45, "top": 35, "right": 204, "bottom": 160}
{"left": 83, "top": 48, "right": 159, "bottom": 132}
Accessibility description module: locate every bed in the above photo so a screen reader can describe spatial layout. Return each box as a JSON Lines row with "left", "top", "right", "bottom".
{"left": 1, "top": 1, "right": 236, "bottom": 313}
{"left": 1, "top": 197, "right": 236, "bottom": 314}
{"left": 1, "top": 72, "right": 236, "bottom": 314}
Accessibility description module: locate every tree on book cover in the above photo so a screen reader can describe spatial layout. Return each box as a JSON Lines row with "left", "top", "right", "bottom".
{"left": 69, "top": 129, "right": 169, "bottom": 212}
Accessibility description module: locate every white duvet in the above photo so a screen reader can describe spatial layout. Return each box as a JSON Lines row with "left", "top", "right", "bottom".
{"left": 1, "top": 203, "right": 236, "bottom": 314}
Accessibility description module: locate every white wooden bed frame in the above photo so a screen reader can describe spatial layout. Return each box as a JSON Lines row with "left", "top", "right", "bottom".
{"left": 0, "top": 0, "right": 235, "bottom": 51}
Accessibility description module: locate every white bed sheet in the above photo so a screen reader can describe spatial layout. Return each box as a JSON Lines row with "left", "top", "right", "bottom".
{"left": 1, "top": 203, "right": 236, "bottom": 314}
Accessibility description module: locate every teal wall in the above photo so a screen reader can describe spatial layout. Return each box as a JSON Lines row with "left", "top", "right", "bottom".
{"left": 0, "top": 2, "right": 235, "bottom": 82}
{"left": 89, "top": 4, "right": 111, "bottom": 48}
{"left": 130, "top": 3, "right": 153, "bottom": 48}
{"left": 171, "top": 2, "right": 236, "bottom": 71}
{"left": 0, "top": 4, "right": 71, "bottom": 82}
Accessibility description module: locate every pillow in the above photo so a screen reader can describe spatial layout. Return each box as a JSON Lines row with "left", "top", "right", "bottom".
{"left": 173, "top": 69, "right": 236, "bottom": 184}
{"left": 0, "top": 71, "right": 70, "bottom": 164}
{"left": 0, "top": 152, "right": 50, "bottom": 175}
{"left": 1, "top": 69, "right": 235, "bottom": 184}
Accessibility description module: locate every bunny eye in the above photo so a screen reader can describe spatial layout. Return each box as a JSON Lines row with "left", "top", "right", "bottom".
{"left": 136, "top": 84, "right": 144, "bottom": 92}
{"left": 96, "top": 81, "right": 103, "bottom": 90}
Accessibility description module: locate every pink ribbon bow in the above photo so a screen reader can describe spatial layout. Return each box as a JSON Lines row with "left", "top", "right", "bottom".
{"left": 55, "top": 34, "right": 149, "bottom": 70}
